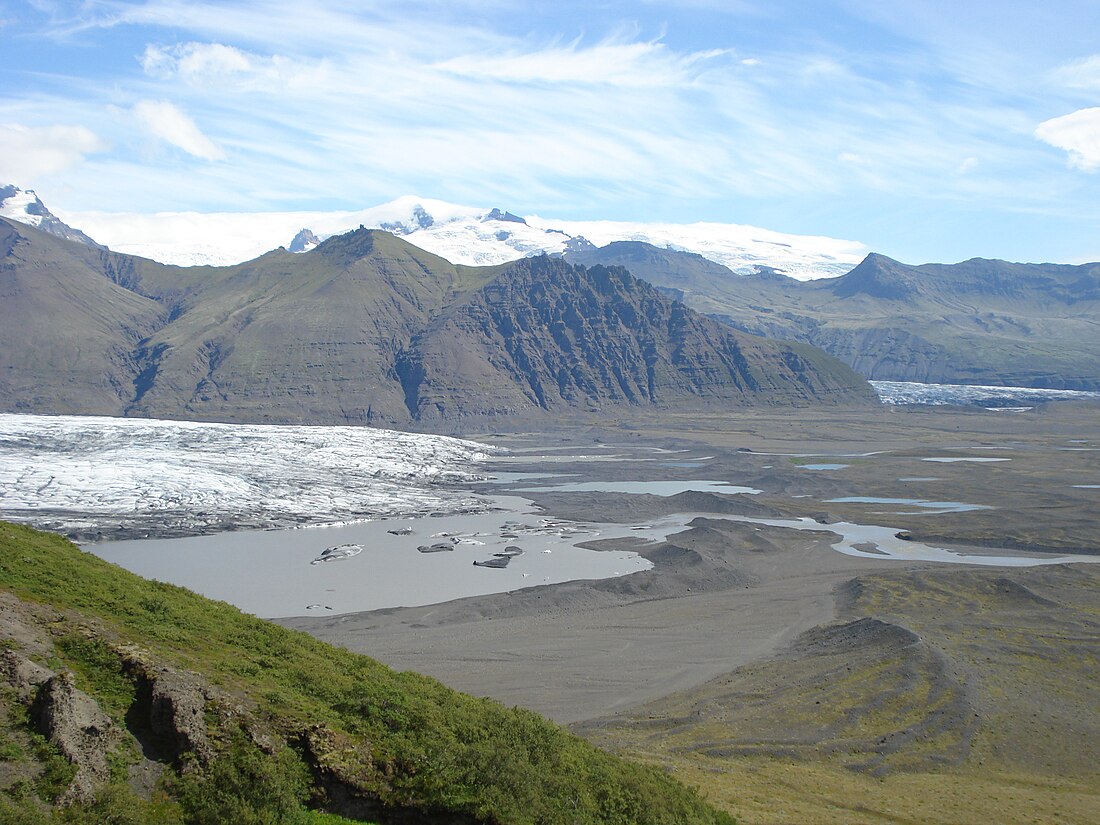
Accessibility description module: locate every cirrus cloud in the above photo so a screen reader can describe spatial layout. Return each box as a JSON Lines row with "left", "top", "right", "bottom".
{"left": 140, "top": 41, "right": 331, "bottom": 92}
{"left": 131, "top": 99, "right": 226, "bottom": 160}
{"left": 434, "top": 38, "right": 730, "bottom": 87}
{"left": 1050, "top": 54, "right": 1100, "bottom": 90}
{"left": 142, "top": 42, "right": 253, "bottom": 80}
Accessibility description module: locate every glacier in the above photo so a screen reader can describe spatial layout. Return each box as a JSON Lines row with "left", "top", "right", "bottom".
{"left": 47, "top": 194, "right": 866, "bottom": 280}
{"left": 0, "top": 414, "right": 496, "bottom": 539}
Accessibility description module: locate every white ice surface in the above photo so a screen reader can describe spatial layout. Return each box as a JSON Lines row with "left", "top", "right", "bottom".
{"left": 0, "top": 414, "right": 496, "bottom": 536}
{"left": 872, "top": 380, "right": 1100, "bottom": 406}
{"left": 52, "top": 195, "right": 866, "bottom": 280}
{"left": 0, "top": 188, "right": 43, "bottom": 227}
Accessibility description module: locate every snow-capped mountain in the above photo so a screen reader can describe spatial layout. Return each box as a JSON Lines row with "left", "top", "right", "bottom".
{"left": 42, "top": 193, "right": 866, "bottom": 280}
{"left": 0, "top": 184, "right": 103, "bottom": 248}
{"left": 288, "top": 227, "right": 321, "bottom": 253}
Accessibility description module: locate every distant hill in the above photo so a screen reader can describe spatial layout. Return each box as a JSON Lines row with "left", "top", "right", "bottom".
{"left": 567, "top": 242, "right": 1100, "bottom": 390}
{"left": 0, "top": 218, "right": 875, "bottom": 427}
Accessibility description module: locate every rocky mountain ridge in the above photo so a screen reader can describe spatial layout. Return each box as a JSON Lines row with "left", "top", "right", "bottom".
{"left": 567, "top": 242, "right": 1100, "bottom": 390}
{"left": 0, "top": 185, "right": 102, "bottom": 249}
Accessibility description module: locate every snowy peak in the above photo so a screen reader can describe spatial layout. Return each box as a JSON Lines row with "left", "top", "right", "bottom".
{"left": 484, "top": 208, "right": 527, "bottom": 225}
{"left": 0, "top": 184, "right": 103, "bottom": 249}
{"left": 379, "top": 202, "right": 436, "bottom": 234}
{"left": 288, "top": 227, "right": 320, "bottom": 253}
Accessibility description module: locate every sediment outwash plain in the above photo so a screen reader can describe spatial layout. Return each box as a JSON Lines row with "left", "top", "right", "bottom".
{"left": 283, "top": 403, "right": 1100, "bottom": 825}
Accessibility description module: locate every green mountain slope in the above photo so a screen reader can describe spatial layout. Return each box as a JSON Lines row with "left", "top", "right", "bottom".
{"left": 0, "top": 219, "right": 874, "bottom": 425}
{"left": 118, "top": 230, "right": 480, "bottom": 423}
{"left": 0, "top": 521, "right": 733, "bottom": 824}
{"left": 567, "top": 242, "right": 1100, "bottom": 389}
{"left": 0, "top": 220, "right": 165, "bottom": 415}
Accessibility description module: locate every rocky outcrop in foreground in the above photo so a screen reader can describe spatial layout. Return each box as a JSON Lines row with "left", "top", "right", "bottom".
{"left": 0, "top": 521, "right": 733, "bottom": 824}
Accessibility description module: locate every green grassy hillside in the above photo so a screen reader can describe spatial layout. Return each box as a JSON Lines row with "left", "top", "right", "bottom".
{"left": 0, "top": 522, "right": 733, "bottom": 825}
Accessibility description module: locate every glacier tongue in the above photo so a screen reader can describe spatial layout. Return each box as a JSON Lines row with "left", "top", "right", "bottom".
{"left": 0, "top": 414, "right": 497, "bottom": 539}
{"left": 871, "top": 381, "right": 1100, "bottom": 407}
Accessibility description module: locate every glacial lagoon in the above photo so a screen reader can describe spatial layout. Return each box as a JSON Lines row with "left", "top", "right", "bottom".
{"left": 89, "top": 495, "right": 673, "bottom": 618}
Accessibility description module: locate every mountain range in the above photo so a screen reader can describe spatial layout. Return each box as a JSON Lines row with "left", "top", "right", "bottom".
{"left": 567, "top": 242, "right": 1100, "bottom": 390}
{"left": 6, "top": 183, "right": 1096, "bottom": 394}
{"left": 0, "top": 216, "right": 874, "bottom": 427}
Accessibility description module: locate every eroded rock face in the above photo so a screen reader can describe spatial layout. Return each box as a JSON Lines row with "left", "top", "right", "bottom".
{"left": 0, "top": 648, "right": 54, "bottom": 698}
{"left": 34, "top": 672, "right": 120, "bottom": 805}
{"left": 121, "top": 651, "right": 214, "bottom": 764}
{"left": 299, "top": 725, "right": 382, "bottom": 819}
{"left": 400, "top": 257, "right": 874, "bottom": 421}
{"left": 147, "top": 667, "right": 212, "bottom": 763}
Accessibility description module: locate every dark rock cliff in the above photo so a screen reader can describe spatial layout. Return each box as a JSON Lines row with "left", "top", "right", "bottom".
{"left": 401, "top": 257, "right": 874, "bottom": 421}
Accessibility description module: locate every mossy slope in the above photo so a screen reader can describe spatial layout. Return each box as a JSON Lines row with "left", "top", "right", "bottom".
{"left": 0, "top": 522, "right": 733, "bottom": 825}
{"left": 578, "top": 561, "right": 1100, "bottom": 824}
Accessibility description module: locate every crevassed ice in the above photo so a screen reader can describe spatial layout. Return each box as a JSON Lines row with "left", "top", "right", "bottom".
{"left": 871, "top": 380, "right": 1100, "bottom": 406}
{"left": 0, "top": 414, "right": 497, "bottom": 535}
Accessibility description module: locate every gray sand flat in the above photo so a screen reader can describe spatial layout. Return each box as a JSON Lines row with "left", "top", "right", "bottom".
{"left": 281, "top": 404, "right": 1100, "bottom": 724}
{"left": 280, "top": 523, "right": 911, "bottom": 723}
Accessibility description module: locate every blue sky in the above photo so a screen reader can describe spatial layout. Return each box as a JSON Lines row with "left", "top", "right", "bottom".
{"left": 2, "top": 0, "right": 1100, "bottom": 264}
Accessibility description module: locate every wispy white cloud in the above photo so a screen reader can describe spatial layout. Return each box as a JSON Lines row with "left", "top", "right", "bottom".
{"left": 131, "top": 100, "right": 226, "bottom": 160}
{"left": 6, "top": 0, "right": 1100, "bottom": 268}
{"left": 142, "top": 42, "right": 252, "bottom": 80}
{"left": 1035, "top": 107, "right": 1100, "bottom": 171}
{"left": 0, "top": 123, "right": 108, "bottom": 182}
{"left": 1050, "top": 54, "right": 1100, "bottom": 90}
{"left": 435, "top": 38, "right": 729, "bottom": 86}
{"left": 140, "top": 41, "right": 333, "bottom": 92}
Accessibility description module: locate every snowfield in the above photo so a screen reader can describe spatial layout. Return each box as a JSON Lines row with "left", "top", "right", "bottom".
{"left": 0, "top": 188, "right": 45, "bottom": 228}
{"left": 52, "top": 195, "right": 866, "bottom": 280}
{"left": 0, "top": 414, "right": 496, "bottom": 539}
